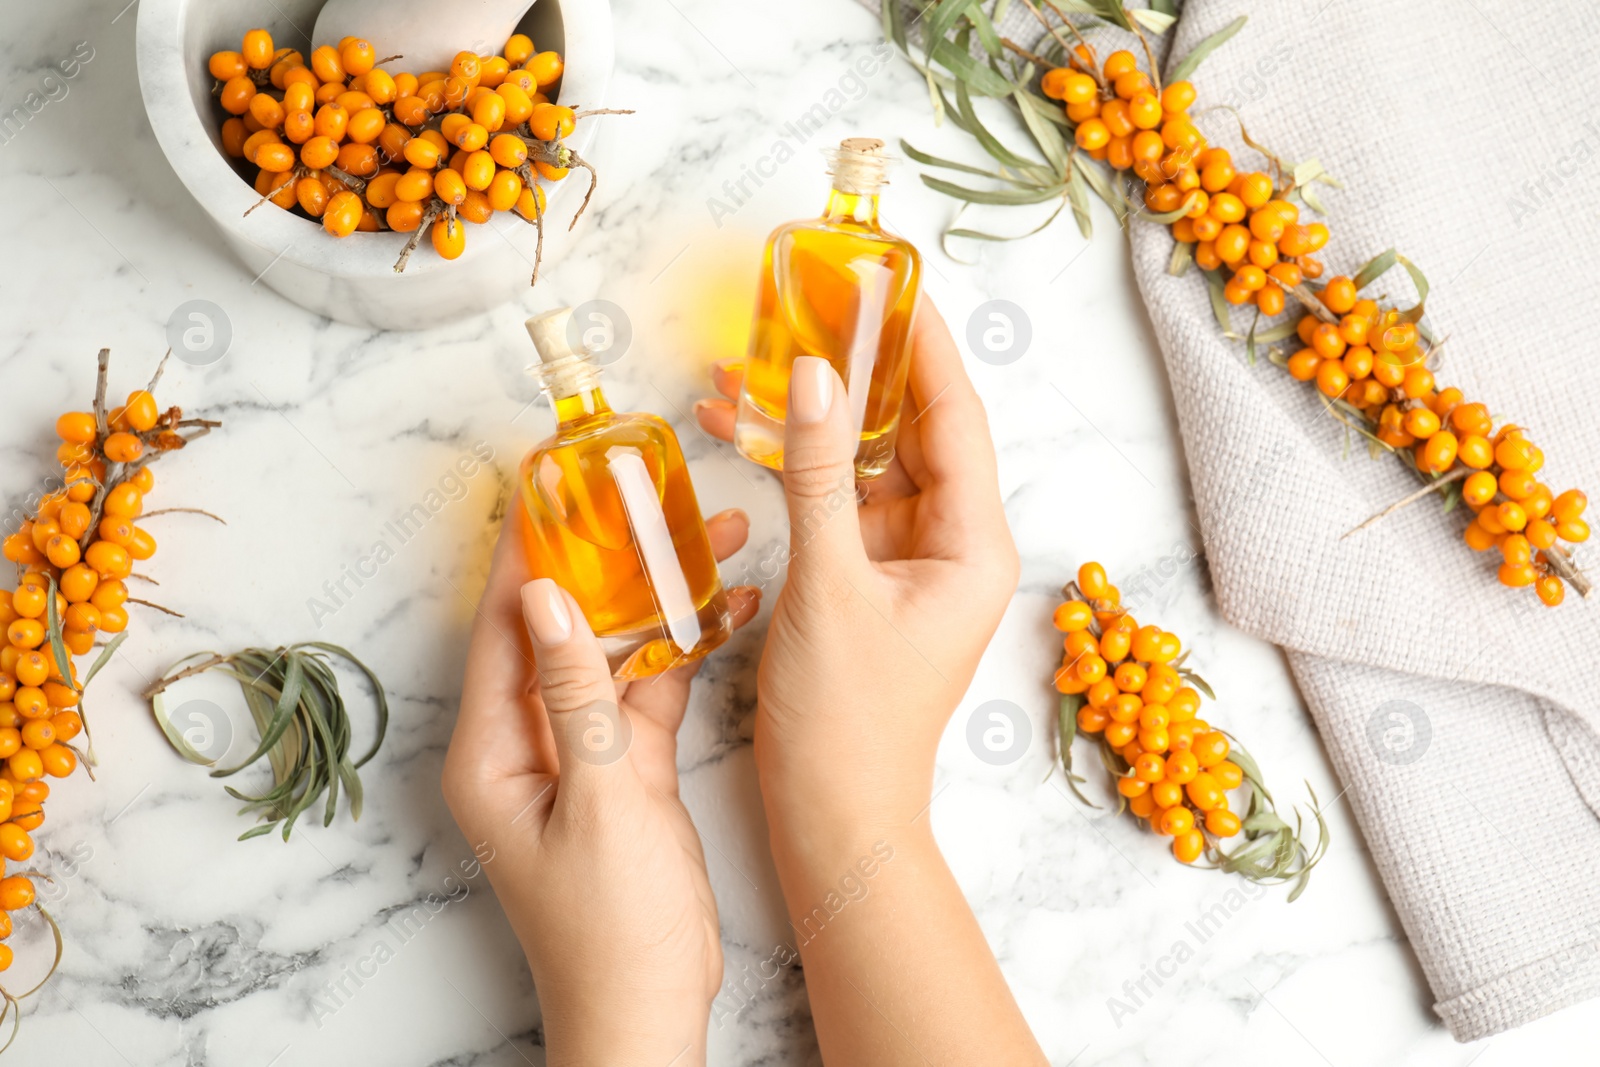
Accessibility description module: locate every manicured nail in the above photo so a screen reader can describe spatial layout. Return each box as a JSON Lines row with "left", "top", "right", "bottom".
{"left": 521, "top": 578, "right": 572, "bottom": 646}
{"left": 790, "top": 356, "right": 834, "bottom": 426}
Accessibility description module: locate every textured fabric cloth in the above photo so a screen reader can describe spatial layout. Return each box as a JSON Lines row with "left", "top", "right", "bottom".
{"left": 864, "top": 0, "right": 1600, "bottom": 1042}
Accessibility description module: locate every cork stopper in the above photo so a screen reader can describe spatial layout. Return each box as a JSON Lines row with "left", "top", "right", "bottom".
{"left": 526, "top": 308, "right": 599, "bottom": 396}
{"left": 824, "top": 137, "right": 889, "bottom": 196}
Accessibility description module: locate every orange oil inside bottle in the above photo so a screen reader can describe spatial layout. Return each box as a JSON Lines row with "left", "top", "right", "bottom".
{"left": 734, "top": 140, "right": 921, "bottom": 479}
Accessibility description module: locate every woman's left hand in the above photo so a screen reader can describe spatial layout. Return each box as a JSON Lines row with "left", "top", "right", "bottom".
{"left": 443, "top": 505, "right": 758, "bottom": 1067}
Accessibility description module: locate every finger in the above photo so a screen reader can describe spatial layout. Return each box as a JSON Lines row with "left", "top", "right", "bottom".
{"left": 711, "top": 357, "right": 744, "bottom": 400}
{"left": 452, "top": 507, "right": 558, "bottom": 776}
{"left": 706, "top": 507, "right": 750, "bottom": 562}
{"left": 520, "top": 578, "right": 637, "bottom": 807}
{"left": 781, "top": 357, "right": 869, "bottom": 590}
{"left": 620, "top": 584, "right": 762, "bottom": 759}
{"left": 693, "top": 397, "right": 736, "bottom": 442}
{"left": 901, "top": 302, "right": 1009, "bottom": 558}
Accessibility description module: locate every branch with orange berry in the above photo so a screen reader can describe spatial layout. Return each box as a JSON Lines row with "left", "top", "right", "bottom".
{"left": 888, "top": 2, "right": 1589, "bottom": 605}
{"left": 0, "top": 349, "right": 218, "bottom": 1043}
{"left": 1053, "top": 562, "right": 1327, "bottom": 895}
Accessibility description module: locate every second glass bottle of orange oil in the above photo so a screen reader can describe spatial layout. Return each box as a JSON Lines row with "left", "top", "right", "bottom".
{"left": 734, "top": 137, "right": 922, "bottom": 479}
{"left": 518, "top": 308, "right": 731, "bottom": 679}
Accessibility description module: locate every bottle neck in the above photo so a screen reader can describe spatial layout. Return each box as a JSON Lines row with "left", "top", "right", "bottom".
{"left": 549, "top": 383, "right": 612, "bottom": 430}
{"left": 823, "top": 186, "right": 881, "bottom": 227}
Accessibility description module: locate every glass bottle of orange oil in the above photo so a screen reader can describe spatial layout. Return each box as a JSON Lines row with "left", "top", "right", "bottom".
{"left": 518, "top": 308, "right": 732, "bottom": 679}
{"left": 734, "top": 136, "right": 922, "bottom": 480}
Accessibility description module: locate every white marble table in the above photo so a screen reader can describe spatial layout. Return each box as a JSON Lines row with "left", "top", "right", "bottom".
{"left": 1, "top": 0, "right": 1595, "bottom": 1064}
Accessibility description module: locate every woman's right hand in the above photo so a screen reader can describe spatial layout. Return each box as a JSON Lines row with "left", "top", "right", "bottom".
{"left": 695, "top": 301, "right": 1019, "bottom": 846}
{"left": 696, "top": 301, "right": 1044, "bottom": 1067}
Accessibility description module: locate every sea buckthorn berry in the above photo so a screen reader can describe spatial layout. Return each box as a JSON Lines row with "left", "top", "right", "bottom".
{"left": 1159, "top": 79, "right": 1196, "bottom": 112}
{"left": 1499, "top": 468, "right": 1537, "bottom": 501}
{"left": 1113, "top": 662, "right": 1147, "bottom": 693}
{"left": 1449, "top": 402, "right": 1490, "bottom": 436}
{"left": 1319, "top": 276, "right": 1357, "bottom": 314}
{"left": 241, "top": 29, "right": 275, "bottom": 69}
{"left": 1205, "top": 809, "right": 1241, "bottom": 837}
{"left": 526, "top": 50, "right": 564, "bottom": 87}
{"left": 104, "top": 482, "right": 143, "bottom": 518}
{"left": 431, "top": 216, "right": 467, "bottom": 260}
{"left": 1557, "top": 518, "right": 1590, "bottom": 542}
{"left": 310, "top": 44, "right": 344, "bottom": 83}
{"left": 1463, "top": 521, "right": 1496, "bottom": 552}
{"left": 1104, "top": 721, "right": 1137, "bottom": 748}
{"left": 56, "top": 411, "right": 97, "bottom": 443}
{"left": 1117, "top": 774, "right": 1149, "bottom": 799}
{"left": 40, "top": 744, "right": 76, "bottom": 778}
{"left": 1185, "top": 771, "right": 1224, "bottom": 812}
{"left": 1052, "top": 600, "right": 1092, "bottom": 632}
{"left": 1310, "top": 322, "right": 1346, "bottom": 359}
{"left": 1498, "top": 562, "right": 1537, "bottom": 587}
{"left": 1159, "top": 806, "right": 1194, "bottom": 836}
{"left": 1456, "top": 434, "right": 1493, "bottom": 470}
{"left": 1495, "top": 436, "right": 1535, "bottom": 471}
{"left": 1172, "top": 829, "right": 1204, "bottom": 864}
{"left": 1420, "top": 431, "right": 1458, "bottom": 474}
{"left": 103, "top": 431, "right": 144, "bottom": 463}
{"left": 1500, "top": 533, "right": 1532, "bottom": 566}
{"left": 1193, "top": 731, "right": 1230, "bottom": 767}
{"left": 1235, "top": 172, "right": 1273, "bottom": 208}
{"left": 1315, "top": 359, "right": 1350, "bottom": 399}
{"left": 1077, "top": 705, "right": 1109, "bottom": 734}
{"left": 1077, "top": 562, "right": 1108, "bottom": 599}
{"left": 1132, "top": 752, "right": 1165, "bottom": 783}
{"left": 1401, "top": 366, "right": 1434, "bottom": 399}
{"left": 322, "top": 190, "right": 363, "bottom": 237}
{"left": 1212, "top": 760, "right": 1244, "bottom": 790}
{"left": 1076, "top": 654, "right": 1107, "bottom": 685}
{"left": 1102, "top": 50, "right": 1137, "bottom": 78}
{"left": 1402, "top": 407, "right": 1440, "bottom": 438}
{"left": 0, "top": 876, "right": 35, "bottom": 911}
{"left": 1536, "top": 575, "right": 1566, "bottom": 607}
{"left": 1552, "top": 490, "right": 1588, "bottom": 523}
{"left": 86, "top": 540, "right": 132, "bottom": 580}
{"left": 1099, "top": 626, "right": 1132, "bottom": 663}
{"left": 339, "top": 38, "right": 375, "bottom": 77}
{"left": 1075, "top": 118, "right": 1110, "bottom": 151}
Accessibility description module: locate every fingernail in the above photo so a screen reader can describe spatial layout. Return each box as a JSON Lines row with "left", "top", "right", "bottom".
{"left": 692, "top": 397, "right": 729, "bottom": 414}
{"left": 721, "top": 507, "right": 749, "bottom": 526}
{"left": 790, "top": 356, "right": 834, "bottom": 426}
{"left": 521, "top": 578, "right": 572, "bottom": 646}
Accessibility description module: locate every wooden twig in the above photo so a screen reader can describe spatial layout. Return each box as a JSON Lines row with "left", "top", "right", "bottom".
{"left": 1022, "top": 0, "right": 1101, "bottom": 89}
{"left": 1341, "top": 468, "right": 1469, "bottom": 539}
{"left": 145, "top": 349, "right": 172, "bottom": 394}
{"left": 128, "top": 598, "right": 184, "bottom": 618}
{"left": 1126, "top": 16, "right": 1163, "bottom": 94}
{"left": 139, "top": 507, "right": 227, "bottom": 524}
{"left": 571, "top": 108, "right": 635, "bottom": 120}
{"left": 1001, "top": 37, "right": 1054, "bottom": 68}
{"left": 1543, "top": 544, "right": 1592, "bottom": 598}
{"left": 1291, "top": 283, "right": 1339, "bottom": 324}
{"left": 393, "top": 201, "right": 443, "bottom": 273}
{"left": 140, "top": 653, "right": 226, "bottom": 699}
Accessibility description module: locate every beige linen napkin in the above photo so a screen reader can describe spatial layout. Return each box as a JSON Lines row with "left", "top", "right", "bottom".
{"left": 866, "top": 0, "right": 1600, "bottom": 1042}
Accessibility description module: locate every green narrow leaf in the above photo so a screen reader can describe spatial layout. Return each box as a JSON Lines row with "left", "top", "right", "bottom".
{"left": 931, "top": 36, "right": 1014, "bottom": 96}
{"left": 883, "top": 0, "right": 908, "bottom": 52}
{"left": 1168, "top": 240, "right": 1192, "bottom": 276}
{"left": 1067, "top": 163, "right": 1093, "bottom": 238}
{"left": 1353, "top": 248, "right": 1396, "bottom": 290}
{"left": 900, "top": 139, "right": 1029, "bottom": 182}
{"left": 151, "top": 692, "right": 216, "bottom": 765}
{"left": 1149, "top": 0, "right": 1177, "bottom": 13}
{"left": 1073, "top": 154, "right": 1126, "bottom": 224}
{"left": 1130, "top": 8, "right": 1178, "bottom": 33}
{"left": 1254, "top": 320, "right": 1301, "bottom": 343}
{"left": 925, "top": 0, "right": 979, "bottom": 59}
{"left": 944, "top": 197, "right": 1069, "bottom": 243}
{"left": 1246, "top": 310, "right": 1261, "bottom": 365}
{"left": 921, "top": 175, "right": 1067, "bottom": 205}
{"left": 1202, "top": 270, "right": 1235, "bottom": 337}
{"left": 1168, "top": 15, "right": 1248, "bottom": 83}
{"left": 1396, "top": 253, "right": 1431, "bottom": 304}
{"left": 1015, "top": 90, "right": 1069, "bottom": 178}
{"left": 954, "top": 80, "right": 1051, "bottom": 177}
{"left": 969, "top": 5, "right": 1002, "bottom": 58}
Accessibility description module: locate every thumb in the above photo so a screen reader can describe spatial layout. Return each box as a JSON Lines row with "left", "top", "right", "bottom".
{"left": 781, "top": 356, "right": 867, "bottom": 585}
{"left": 519, "top": 578, "right": 636, "bottom": 805}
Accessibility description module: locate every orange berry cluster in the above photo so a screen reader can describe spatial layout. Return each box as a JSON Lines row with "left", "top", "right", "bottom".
{"left": 1043, "top": 44, "right": 1589, "bottom": 605}
{"left": 1053, "top": 562, "right": 1244, "bottom": 866}
{"left": 1281, "top": 294, "right": 1590, "bottom": 604}
{"left": 209, "top": 28, "right": 568, "bottom": 261}
{"left": 1042, "top": 47, "right": 1321, "bottom": 318}
{"left": 0, "top": 365, "right": 208, "bottom": 972}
